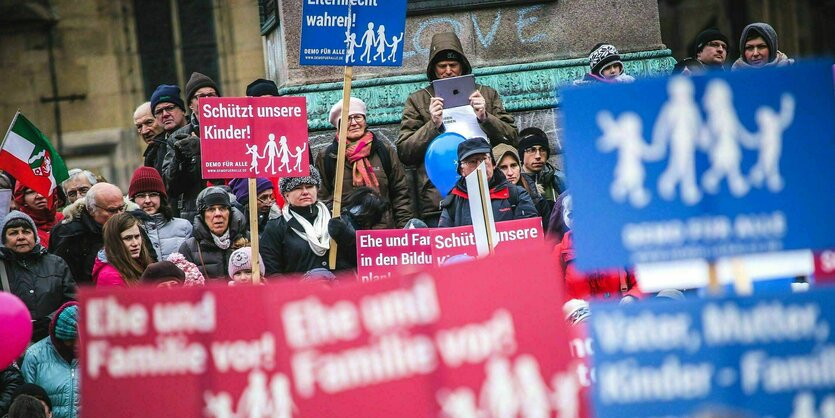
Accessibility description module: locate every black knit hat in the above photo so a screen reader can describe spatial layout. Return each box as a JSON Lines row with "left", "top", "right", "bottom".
{"left": 588, "top": 43, "right": 622, "bottom": 76}
{"left": 246, "top": 78, "right": 279, "bottom": 97}
{"left": 693, "top": 28, "right": 729, "bottom": 55}
{"left": 517, "top": 127, "right": 551, "bottom": 157}
{"left": 185, "top": 72, "right": 220, "bottom": 104}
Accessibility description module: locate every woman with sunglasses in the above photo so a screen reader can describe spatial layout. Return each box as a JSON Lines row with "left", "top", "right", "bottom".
{"left": 93, "top": 212, "right": 155, "bottom": 287}
{"left": 126, "top": 167, "right": 192, "bottom": 260}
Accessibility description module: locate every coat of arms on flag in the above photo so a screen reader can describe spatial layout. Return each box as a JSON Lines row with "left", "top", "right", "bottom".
{"left": 0, "top": 112, "right": 69, "bottom": 201}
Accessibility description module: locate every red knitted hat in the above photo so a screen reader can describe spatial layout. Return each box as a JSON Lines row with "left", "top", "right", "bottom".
{"left": 128, "top": 166, "right": 166, "bottom": 199}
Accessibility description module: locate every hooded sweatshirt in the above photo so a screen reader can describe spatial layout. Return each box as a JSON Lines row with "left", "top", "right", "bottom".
{"left": 732, "top": 22, "right": 794, "bottom": 70}
{"left": 398, "top": 32, "right": 518, "bottom": 222}
{"left": 12, "top": 183, "right": 63, "bottom": 248}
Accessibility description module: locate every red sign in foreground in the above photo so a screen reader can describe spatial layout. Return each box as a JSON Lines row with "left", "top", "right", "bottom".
{"left": 356, "top": 218, "right": 544, "bottom": 282}
{"left": 200, "top": 97, "right": 309, "bottom": 179}
{"left": 79, "top": 245, "right": 581, "bottom": 417}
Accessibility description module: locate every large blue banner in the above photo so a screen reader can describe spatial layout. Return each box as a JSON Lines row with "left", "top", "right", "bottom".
{"left": 300, "top": 0, "right": 407, "bottom": 67}
{"left": 589, "top": 288, "right": 835, "bottom": 417}
{"left": 560, "top": 62, "right": 835, "bottom": 271}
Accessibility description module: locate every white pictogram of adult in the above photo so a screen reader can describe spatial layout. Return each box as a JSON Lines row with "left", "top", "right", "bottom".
{"left": 263, "top": 134, "right": 280, "bottom": 175}
{"left": 597, "top": 111, "right": 655, "bottom": 208}
{"left": 749, "top": 94, "right": 795, "bottom": 192}
{"left": 373, "top": 25, "right": 387, "bottom": 62}
{"left": 479, "top": 357, "right": 520, "bottom": 418}
{"left": 359, "top": 22, "right": 376, "bottom": 64}
{"left": 514, "top": 355, "right": 552, "bottom": 418}
{"left": 651, "top": 76, "right": 703, "bottom": 205}
{"left": 277, "top": 136, "right": 291, "bottom": 172}
{"left": 551, "top": 373, "right": 580, "bottom": 418}
{"left": 237, "top": 370, "right": 273, "bottom": 418}
{"left": 700, "top": 79, "right": 755, "bottom": 197}
{"left": 270, "top": 373, "right": 298, "bottom": 418}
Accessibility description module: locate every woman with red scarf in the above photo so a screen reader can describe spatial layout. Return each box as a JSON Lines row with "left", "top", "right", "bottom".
{"left": 315, "top": 97, "right": 413, "bottom": 228}
{"left": 13, "top": 183, "right": 63, "bottom": 249}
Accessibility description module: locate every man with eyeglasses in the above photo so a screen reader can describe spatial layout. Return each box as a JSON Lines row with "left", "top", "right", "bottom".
{"left": 162, "top": 72, "right": 222, "bottom": 223}
{"left": 439, "top": 137, "right": 536, "bottom": 227}
{"left": 229, "top": 177, "right": 281, "bottom": 236}
{"left": 732, "top": 22, "right": 794, "bottom": 70}
{"left": 673, "top": 28, "right": 730, "bottom": 75}
{"left": 518, "top": 127, "right": 566, "bottom": 204}
{"left": 61, "top": 169, "right": 98, "bottom": 204}
{"left": 49, "top": 183, "right": 127, "bottom": 285}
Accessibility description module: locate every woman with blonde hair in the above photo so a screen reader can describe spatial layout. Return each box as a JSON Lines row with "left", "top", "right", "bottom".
{"left": 93, "top": 212, "right": 154, "bottom": 287}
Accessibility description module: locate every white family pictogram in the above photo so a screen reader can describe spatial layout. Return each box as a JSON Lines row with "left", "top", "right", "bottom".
{"left": 344, "top": 21, "right": 404, "bottom": 64}
{"left": 597, "top": 76, "right": 796, "bottom": 208}
{"left": 204, "top": 370, "right": 297, "bottom": 418}
{"left": 246, "top": 134, "right": 307, "bottom": 175}
{"left": 436, "top": 355, "right": 580, "bottom": 418}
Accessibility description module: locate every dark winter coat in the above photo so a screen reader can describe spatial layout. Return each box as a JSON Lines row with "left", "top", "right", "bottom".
{"left": 0, "top": 364, "right": 23, "bottom": 416}
{"left": 261, "top": 205, "right": 354, "bottom": 276}
{"left": 0, "top": 246, "right": 75, "bottom": 343}
{"left": 162, "top": 121, "right": 204, "bottom": 223}
{"left": 177, "top": 208, "right": 248, "bottom": 280}
{"left": 143, "top": 133, "right": 169, "bottom": 176}
{"left": 316, "top": 131, "right": 413, "bottom": 228}
{"left": 526, "top": 162, "right": 567, "bottom": 203}
{"left": 48, "top": 209, "right": 103, "bottom": 286}
{"left": 398, "top": 32, "right": 517, "bottom": 223}
{"left": 438, "top": 171, "right": 537, "bottom": 227}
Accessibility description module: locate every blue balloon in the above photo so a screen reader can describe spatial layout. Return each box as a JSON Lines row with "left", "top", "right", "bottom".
{"left": 425, "top": 132, "right": 467, "bottom": 198}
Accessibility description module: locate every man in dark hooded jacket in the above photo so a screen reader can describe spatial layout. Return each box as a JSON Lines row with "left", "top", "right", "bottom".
{"left": 163, "top": 72, "right": 222, "bottom": 223}
{"left": 1, "top": 211, "right": 75, "bottom": 343}
{"left": 439, "top": 137, "right": 536, "bottom": 227}
{"left": 398, "top": 32, "right": 517, "bottom": 226}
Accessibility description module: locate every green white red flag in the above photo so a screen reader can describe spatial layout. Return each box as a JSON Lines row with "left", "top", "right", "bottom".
{"left": 0, "top": 112, "right": 69, "bottom": 201}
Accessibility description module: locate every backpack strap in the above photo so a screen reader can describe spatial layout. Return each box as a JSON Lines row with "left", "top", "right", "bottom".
{"left": 0, "top": 260, "right": 10, "bottom": 292}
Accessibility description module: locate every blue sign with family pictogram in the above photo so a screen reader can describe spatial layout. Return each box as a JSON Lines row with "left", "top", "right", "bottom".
{"left": 559, "top": 62, "right": 835, "bottom": 271}
{"left": 589, "top": 287, "right": 835, "bottom": 418}
{"left": 300, "top": 0, "right": 407, "bottom": 66}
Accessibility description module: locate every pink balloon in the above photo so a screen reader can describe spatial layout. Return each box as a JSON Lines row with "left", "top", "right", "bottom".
{"left": 0, "top": 293, "right": 32, "bottom": 368}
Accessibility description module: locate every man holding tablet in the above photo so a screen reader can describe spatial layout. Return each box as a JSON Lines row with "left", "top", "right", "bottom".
{"left": 398, "top": 32, "right": 518, "bottom": 227}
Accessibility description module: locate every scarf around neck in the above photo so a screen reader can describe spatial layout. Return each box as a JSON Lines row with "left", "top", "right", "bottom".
{"left": 284, "top": 201, "right": 331, "bottom": 256}
{"left": 212, "top": 229, "right": 231, "bottom": 250}
{"left": 339, "top": 131, "right": 380, "bottom": 191}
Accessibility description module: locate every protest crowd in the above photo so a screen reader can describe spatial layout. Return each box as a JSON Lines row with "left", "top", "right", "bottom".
{"left": 0, "top": 20, "right": 812, "bottom": 418}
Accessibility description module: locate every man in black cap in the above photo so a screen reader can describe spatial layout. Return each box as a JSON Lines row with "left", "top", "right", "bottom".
{"left": 438, "top": 137, "right": 536, "bottom": 227}
{"left": 162, "top": 72, "right": 222, "bottom": 223}
{"left": 673, "top": 28, "right": 730, "bottom": 75}
{"left": 398, "top": 32, "right": 517, "bottom": 227}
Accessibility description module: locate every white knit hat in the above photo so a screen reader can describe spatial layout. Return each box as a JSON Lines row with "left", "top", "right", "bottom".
{"left": 227, "top": 247, "right": 265, "bottom": 278}
{"left": 328, "top": 97, "right": 367, "bottom": 128}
